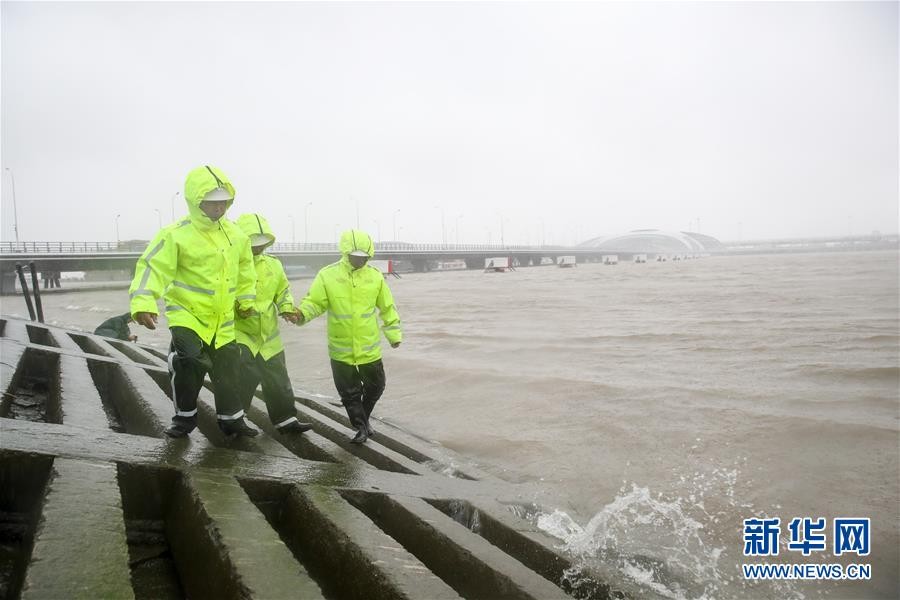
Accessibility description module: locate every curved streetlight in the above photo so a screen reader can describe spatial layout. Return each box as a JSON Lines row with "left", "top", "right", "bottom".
{"left": 153, "top": 208, "right": 162, "bottom": 229}
{"left": 115, "top": 214, "right": 122, "bottom": 244}
{"left": 4, "top": 167, "right": 19, "bottom": 249}
{"left": 171, "top": 191, "right": 180, "bottom": 220}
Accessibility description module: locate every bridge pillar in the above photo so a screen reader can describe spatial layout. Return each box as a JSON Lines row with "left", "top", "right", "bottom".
{"left": 464, "top": 257, "right": 482, "bottom": 270}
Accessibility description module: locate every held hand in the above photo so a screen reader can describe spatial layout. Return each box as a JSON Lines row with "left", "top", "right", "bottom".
{"left": 128, "top": 334, "right": 138, "bottom": 342}
{"left": 235, "top": 304, "right": 257, "bottom": 319}
{"left": 295, "top": 310, "right": 306, "bottom": 325}
{"left": 280, "top": 311, "right": 300, "bottom": 325}
{"left": 390, "top": 341, "right": 401, "bottom": 349}
{"left": 134, "top": 312, "right": 157, "bottom": 330}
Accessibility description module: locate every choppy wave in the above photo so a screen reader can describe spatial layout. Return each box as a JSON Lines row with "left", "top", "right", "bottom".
{"left": 533, "top": 471, "right": 804, "bottom": 600}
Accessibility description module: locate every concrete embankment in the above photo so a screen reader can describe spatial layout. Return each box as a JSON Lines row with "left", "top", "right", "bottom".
{"left": 0, "top": 316, "right": 637, "bottom": 599}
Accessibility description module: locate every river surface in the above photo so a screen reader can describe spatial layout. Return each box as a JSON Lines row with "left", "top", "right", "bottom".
{"left": 8, "top": 250, "right": 898, "bottom": 599}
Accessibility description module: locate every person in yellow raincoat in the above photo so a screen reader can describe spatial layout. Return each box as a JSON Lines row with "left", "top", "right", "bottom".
{"left": 129, "top": 165, "right": 259, "bottom": 438}
{"left": 234, "top": 213, "right": 313, "bottom": 436}
{"left": 296, "top": 229, "right": 402, "bottom": 443}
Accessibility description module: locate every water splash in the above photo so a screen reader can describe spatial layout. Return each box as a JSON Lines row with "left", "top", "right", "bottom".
{"left": 533, "top": 468, "right": 806, "bottom": 600}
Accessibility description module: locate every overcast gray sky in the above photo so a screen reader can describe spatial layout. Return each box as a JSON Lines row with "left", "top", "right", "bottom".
{"left": 1, "top": 1, "right": 897, "bottom": 245}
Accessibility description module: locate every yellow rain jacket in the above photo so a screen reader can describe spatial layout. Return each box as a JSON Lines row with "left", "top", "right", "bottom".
{"left": 299, "top": 229, "right": 402, "bottom": 365}
{"left": 234, "top": 213, "right": 295, "bottom": 360}
{"left": 128, "top": 166, "right": 257, "bottom": 348}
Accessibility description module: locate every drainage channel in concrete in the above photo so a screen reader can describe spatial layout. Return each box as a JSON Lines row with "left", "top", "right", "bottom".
{"left": 0, "top": 453, "right": 53, "bottom": 600}
{"left": 0, "top": 316, "right": 627, "bottom": 600}
{"left": 0, "top": 348, "right": 61, "bottom": 424}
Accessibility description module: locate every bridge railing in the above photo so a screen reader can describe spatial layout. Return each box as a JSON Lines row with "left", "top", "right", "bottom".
{"left": 0, "top": 241, "right": 151, "bottom": 253}
{"left": 272, "top": 242, "right": 556, "bottom": 252}
{"left": 1, "top": 240, "right": 575, "bottom": 254}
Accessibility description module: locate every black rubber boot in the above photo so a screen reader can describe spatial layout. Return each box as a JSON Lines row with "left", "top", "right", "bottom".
{"left": 280, "top": 420, "right": 313, "bottom": 435}
{"left": 219, "top": 417, "right": 259, "bottom": 438}
{"left": 351, "top": 427, "right": 368, "bottom": 444}
{"left": 345, "top": 403, "right": 368, "bottom": 444}
{"left": 363, "top": 397, "right": 378, "bottom": 437}
{"left": 164, "top": 424, "right": 190, "bottom": 438}
{"left": 164, "top": 417, "right": 196, "bottom": 438}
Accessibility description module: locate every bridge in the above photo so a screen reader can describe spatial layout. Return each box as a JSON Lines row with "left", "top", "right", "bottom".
{"left": 1, "top": 233, "right": 895, "bottom": 294}
{"left": 0, "top": 241, "right": 619, "bottom": 295}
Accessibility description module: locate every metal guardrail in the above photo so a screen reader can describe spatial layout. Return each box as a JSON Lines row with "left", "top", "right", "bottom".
{"left": 1, "top": 241, "right": 574, "bottom": 254}
{"left": 0, "top": 241, "right": 147, "bottom": 253}
{"left": 4, "top": 235, "right": 895, "bottom": 255}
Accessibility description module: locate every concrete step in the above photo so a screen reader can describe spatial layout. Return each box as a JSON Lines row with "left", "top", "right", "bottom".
{"left": 22, "top": 458, "right": 134, "bottom": 599}
{"left": 242, "top": 480, "right": 462, "bottom": 600}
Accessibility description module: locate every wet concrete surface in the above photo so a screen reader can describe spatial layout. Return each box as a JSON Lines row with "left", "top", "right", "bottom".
{"left": 22, "top": 458, "right": 133, "bottom": 599}
{"left": 0, "top": 316, "right": 626, "bottom": 599}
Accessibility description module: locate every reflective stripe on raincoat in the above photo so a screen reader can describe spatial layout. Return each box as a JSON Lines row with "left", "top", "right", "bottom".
{"left": 299, "top": 229, "right": 402, "bottom": 365}
{"left": 233, "top": 213, "right": 294, "bottom": 360}
{"left": 128, "top": 165, "right": 257, "bottom": 348}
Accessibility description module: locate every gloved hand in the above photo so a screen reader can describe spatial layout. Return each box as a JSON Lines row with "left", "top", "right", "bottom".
{"left": 390, "top": 341, "right": 401, "bottom": 349}
{"left": 134, "top": 312, "right": 157, "bottom": 330}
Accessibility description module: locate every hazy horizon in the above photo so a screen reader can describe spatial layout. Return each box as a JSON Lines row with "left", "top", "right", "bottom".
{"left": 1, "top": 1, "right": 897, "bottom": 245}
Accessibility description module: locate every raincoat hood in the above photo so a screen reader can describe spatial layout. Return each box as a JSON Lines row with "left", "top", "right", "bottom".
{"left": 235, "top": 213, "right": 276, "bottom": 249}
{"left": 184, "top": 165, "right": 236, "bottom": 231}
{"left": 338, "top": 229, "right": 375, "bottom": 260}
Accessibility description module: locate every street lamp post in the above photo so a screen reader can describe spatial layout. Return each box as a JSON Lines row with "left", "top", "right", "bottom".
{"left": 153, "top": 209, "right": 161, "bottom": 229}
{"left": 115, "top": 214, "right": 121, "bottom": 244}
{"left": 393, "top": 209, "right": 400, "bottom": 241}
{"left": 498, "top": 214, "right": 505, "bottom": 247}
{"left": 304, "top": 202, "right": 312, "bottom": 246}
{"left": 5, "top": 168, "right": 19, "bottom": 249}
{"left": 171, "top": 191, "right": 180, "bottom": 220}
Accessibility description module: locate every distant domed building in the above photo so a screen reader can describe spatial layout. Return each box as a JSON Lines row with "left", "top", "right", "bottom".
{"left": 579, "top": 230, "right": 725, "bottom": 254}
